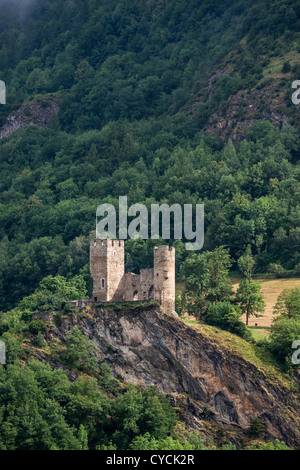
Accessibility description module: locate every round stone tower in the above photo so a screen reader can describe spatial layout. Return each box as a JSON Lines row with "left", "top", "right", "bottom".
{"left": 153, "top": 245, "right": 175, "bottom": 315}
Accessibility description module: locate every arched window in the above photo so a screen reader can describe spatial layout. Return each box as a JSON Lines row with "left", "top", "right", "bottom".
{"left": 133, "top": 290, "right": 138, "bottom": 300}
{"left": 101, "top": 279, "right": 105, "bottom": 289}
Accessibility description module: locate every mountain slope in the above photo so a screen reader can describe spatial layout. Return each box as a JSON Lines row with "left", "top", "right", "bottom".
{"left": 0, "top": 0, "right": 299, "bottom": 311}
{"left": 31, "top": 305, "right": 300, "bottom": 448}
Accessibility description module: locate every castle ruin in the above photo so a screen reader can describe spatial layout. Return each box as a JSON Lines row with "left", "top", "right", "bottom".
{"left": 89, "top": 239, "right": 176, "bottom": 315}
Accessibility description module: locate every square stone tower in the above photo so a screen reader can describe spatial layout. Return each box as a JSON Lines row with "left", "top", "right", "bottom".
{"left": 90, "top": 239, "right": 124, "bottom": 302}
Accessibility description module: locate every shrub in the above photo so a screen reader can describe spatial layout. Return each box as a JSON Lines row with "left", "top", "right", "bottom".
{"left": 269, "top": 263, "right": 285, "bottom": 278}
{"left": 205, "top": 301, "right": 251, "bottom": 340}
{"left": 269, "top": 317, "right": 300, "bottom": 364}
{"left": 247, "top": 417, "right": 266, "bottom": 437}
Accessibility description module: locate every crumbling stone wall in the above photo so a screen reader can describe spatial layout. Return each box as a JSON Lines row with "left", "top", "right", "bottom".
{"left": 90, "top": 239, "right": 175, "bottom": 314}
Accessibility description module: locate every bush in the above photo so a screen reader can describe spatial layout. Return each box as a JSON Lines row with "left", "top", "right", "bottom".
{"left": 269, "top": 263, "right": 285, "bottom": 278}
{"left": 245, "top": 439, "right": 290, "bottom": 450}
{"left": 33, "top": 331, "right": 46, "bottom": 348}
{"left": 269, "top": 317, "right": 300, "bottom": 364}
{"left": 247, "top": 418, "right": 266, "bottom": 437}
{"left": 28, "top": 319, "right": 48, "bottom": 335}
{"left": 205, "top": 301, "right": 252, "bottom": 340}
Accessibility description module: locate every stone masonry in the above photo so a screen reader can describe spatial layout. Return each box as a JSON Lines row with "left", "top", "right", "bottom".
{"left": 90, "top": 239, "right": 176, "bottom": 315}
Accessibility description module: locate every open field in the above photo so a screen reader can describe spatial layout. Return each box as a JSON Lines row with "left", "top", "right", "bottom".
{"left": 233, "top": 277, "right": 300, "bottom": 327}
{"left": 176, "top": 277, "right": 300, "bottom": 328}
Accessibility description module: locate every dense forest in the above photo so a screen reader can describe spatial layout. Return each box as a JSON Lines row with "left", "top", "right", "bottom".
{"left": 0, "top": 0, "right": 299, "bottom": 310}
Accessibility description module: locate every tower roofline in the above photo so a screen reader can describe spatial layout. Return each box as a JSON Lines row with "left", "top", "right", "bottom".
{"left": 91, "top": 238, "right": 124, "bottom": 247}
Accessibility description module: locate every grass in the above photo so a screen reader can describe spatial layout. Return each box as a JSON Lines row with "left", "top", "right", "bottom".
{"left": 262, "top": 50, "right": 300, "bottom": 79}
{"left": 249, "top": 327, "right": 271, "bottom": 342}
{"left": 94, "top": 300, "right": 160, "bottom": 312}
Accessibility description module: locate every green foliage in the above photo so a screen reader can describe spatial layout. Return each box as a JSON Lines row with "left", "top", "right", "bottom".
{"left": 129, "top": 433, "right": 194, "bottom": 450}
{"left": 0, "top": 357, "right": 181, "bottom": 450}
{"left": 0, "top": 1, "right": 298, "bottom": 312}
{"left": 273, "top": 287, "right": 300, "bottom": 319}
{"left": 268, "top": 287, "right": 300, "bottom": 366}
{"left": 237, "top": 248, "right": 255, "bottom": 283}
{"left": 247, "top": 418, "right": 266, "bottom": 438}
{"left": 281, "top": 62, "right": 291, "bottom": 73}
{"left": 219, "top": 442, "right": 237, "bottom": 450}
{"left": 59, "top": 328, "right": 98, "bottom": 373}
{"left": 269, "top": 318, "right": 300, "bottom": 365}
{"left": 0, "top": 332, "right": 22, "bottom": 365}
{"left": 110, "top": 386, "right": 177, "bottom": 450}
{"left": 0, "top": 0, "right": 299, "bottom": 451}
{"left": 28, "top": 319, "right": 48, "bottom": 335}
{"left": 245, "top": 439, "right": 290, "bottom": 450}
{"left": 235, "top": 280, "right": 265, "bottom": 325}
{"left": 18, "top": 275, "right": 88, "bottom": 313}
{"left": 78, "top": 425, "right": 89, "bottom": 451}
{"left": 269, "top": 263, "right": 286, "bottom": 278}
{"left": 181, "top": 247, "right": 233, "bottom": 319}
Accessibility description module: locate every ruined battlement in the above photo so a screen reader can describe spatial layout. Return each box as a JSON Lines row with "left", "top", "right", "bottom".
{"left": 90, "top": 239, "right": 175, "bottom": 315}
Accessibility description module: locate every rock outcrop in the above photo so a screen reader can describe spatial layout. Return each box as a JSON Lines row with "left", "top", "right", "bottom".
{"left": 34, "top": 305, "right": 300, "bottom": 448}
{"left": 187, "top": 72, "right": 290, "bottom": 143}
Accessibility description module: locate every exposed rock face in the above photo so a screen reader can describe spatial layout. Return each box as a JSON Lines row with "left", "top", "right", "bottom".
{"left": 0, "top": 97, "right": 59, "bottom": 139}
{"left": 187, "top": 72, "right": 290, "bottom": 143}
{"left": 35, "top": 306, "right": 300, "bottom": 448}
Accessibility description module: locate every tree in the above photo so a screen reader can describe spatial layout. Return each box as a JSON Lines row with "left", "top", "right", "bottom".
{"left": 235, "top": 279, "right": 265, "bottom": 325}
{"left": 129, "top": 433, "right": 193, "bottom": 450}
{"left": 111, "top": 386, "right": 176, "bottom": 450}
{"left": 87, "top": 143, "right": 98, "bottom": 165}
{"left": 48, "top": 112, "right": 61, "bottom": 132}
{"left": 281, "top": 61, "right": 291, "bottom": 73}
{"left": 18, "top": 275, "right": 88, "bottom": 312}
{"left": 78, "top": 425, "right": 89, "bottom": 450}
{"left": 60, "top": 328, "right": 98, "bottom": 372}
{"left": 269, "top": 263, "right": 285, "bottom": 278}
{"left": 269, "top": 317, "right": 300, "bottom": 364}
{"left": 181, "top": 247, "right": 233, "bottom": 319}
{"left": 237, "top": 247, "right": 255, "bottom": 283}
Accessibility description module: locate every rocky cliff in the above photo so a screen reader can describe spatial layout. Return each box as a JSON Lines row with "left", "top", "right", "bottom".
{"left": 32, "top": 305, "right": 300, "bottom": 449}
{"left": 0, "top": 97, "right": 59, "bottom": 139}
{"left": 187, "top": 70, "right": 291, "bottom": 143}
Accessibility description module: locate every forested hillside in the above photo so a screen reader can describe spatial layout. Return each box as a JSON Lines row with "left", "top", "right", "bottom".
{"left": 0, "top": 0, "right": 299, "bottom": 310}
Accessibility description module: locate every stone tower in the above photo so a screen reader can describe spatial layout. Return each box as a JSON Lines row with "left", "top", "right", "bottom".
{"left": 153, "top": 245, "right": 176, "bottom": 315}
{"left": 90, "top": 239, "right": 124, "bottom": 302}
